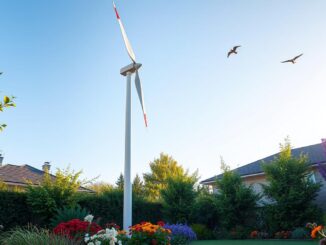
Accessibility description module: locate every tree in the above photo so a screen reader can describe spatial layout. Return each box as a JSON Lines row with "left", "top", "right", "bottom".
{"left": 262, "top": 139, "right": 322, "bottom": 232}
{"left": 26, "top": 167, "right": 83, "bottom": 224}
{"left": 161, "top": 176, "right": 196, "bottom": 223}
{"left": 115, "top": 173, "right": 124, "bottom": 191}
{"left": 216, "top": 159, "right": 260, "bottom": 231}
{"left": 143, "top": 153, "right": 198, "bottom": 201}
{"left": 133, "top": 174, "right": 145, "bottom": 197}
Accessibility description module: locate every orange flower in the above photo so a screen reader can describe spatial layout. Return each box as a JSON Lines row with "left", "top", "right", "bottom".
{"left": 311, "top": 226, "right": 323, "bottom": 239}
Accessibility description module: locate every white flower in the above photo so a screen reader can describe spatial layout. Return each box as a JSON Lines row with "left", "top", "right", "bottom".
{"left": 88, "top": 242, "right": 95, "bottom": 245}
{"left": 95, "top": 241, "right": 101, "bottom": 245}
{"left": 84, "top": 214, "right": 94, "bottom": 223}
{"left": 118, "top": 241, "right": 122, "bottom": 245}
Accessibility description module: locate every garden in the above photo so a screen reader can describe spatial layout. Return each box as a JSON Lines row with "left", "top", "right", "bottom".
{"left": 0, "top": 142, "right": 326, "bottom": 245}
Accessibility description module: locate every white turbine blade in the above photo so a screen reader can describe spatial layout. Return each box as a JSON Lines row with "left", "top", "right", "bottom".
{"left": 113, "top": 1, "right": 136, "bottom": 63}
{"left": 135, "top": 70, "right": 148, "bottom": 127}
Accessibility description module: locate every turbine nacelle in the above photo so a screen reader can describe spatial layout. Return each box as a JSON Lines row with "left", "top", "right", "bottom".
{"left": 120, "top": 63, "right": 142, "bottom": 76}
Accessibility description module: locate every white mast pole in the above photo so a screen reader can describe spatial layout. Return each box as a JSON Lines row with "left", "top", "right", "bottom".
{"left": 123, "top": 71, "right": 132, "bottom": 231}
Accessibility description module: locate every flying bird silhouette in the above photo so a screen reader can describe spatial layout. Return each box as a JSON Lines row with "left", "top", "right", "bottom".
{"left": 0, "top": 72, "right": 2, "bottom": 75}
{"left": 281, "top": 54, "right": 303, "bottom": 64}
{"left": 227, "top": 46, "right": 241, "bottom": 58}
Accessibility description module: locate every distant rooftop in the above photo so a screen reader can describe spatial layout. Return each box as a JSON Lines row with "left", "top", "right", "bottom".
{"left": 0, "top": 164, "right": 93, "bottom": 193}
{"left": 201, "top": 142, "right": 326, "bottom": 185}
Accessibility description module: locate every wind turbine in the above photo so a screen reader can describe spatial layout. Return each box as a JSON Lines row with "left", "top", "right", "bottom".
{"left": 113, "top": 1, "right": 148, "bottom": 231}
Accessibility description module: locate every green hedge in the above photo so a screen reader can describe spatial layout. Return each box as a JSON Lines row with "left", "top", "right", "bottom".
{"left": 77, "top": 190, "right": 163, "bottom": 227}
{"left": 0, "top": 191, "right": 32, "bottom": 230}
{"left": 0, "top": 190, "right": 163, "bottom": 230}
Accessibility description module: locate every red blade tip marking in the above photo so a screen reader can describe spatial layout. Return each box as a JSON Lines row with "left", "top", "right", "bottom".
{"left": 144, "top": 114, "right": 148, "bottom": 127}
{"left": 113, "top": 4, "right": 120, "bottom": 19}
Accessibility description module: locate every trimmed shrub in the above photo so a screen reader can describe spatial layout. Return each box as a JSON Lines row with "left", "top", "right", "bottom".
{"left": 77, "top": 190, "right": 164, "bottom": 227}
{"left": 0, "top": 191, "right": 32, "bottom": 230}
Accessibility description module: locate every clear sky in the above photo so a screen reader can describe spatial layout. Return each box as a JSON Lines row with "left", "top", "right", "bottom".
{"left": 0, "top": 0, "right": 325, "bottom": 184}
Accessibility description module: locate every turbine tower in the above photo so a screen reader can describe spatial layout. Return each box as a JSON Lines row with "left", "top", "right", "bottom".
{"left": 113, "top": 1, "right": 148, "bottom": 231}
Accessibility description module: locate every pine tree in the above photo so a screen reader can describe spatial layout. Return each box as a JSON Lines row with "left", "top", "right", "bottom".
{"left": 115, "top": 173, "right": 124, "bottom": 191}
{"left": 262, "top": 138, "right": 322, "bottom": 232}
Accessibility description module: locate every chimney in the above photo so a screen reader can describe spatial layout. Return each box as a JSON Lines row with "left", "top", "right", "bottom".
{"left": 42, "top": 162, "right": 51, "bottom": 172}
{"left": 0, "top": 154, "right": 3, "bottom": 167}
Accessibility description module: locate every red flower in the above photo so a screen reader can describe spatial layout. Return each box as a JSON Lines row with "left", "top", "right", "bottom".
{"left": 157, "top": 221, "right": 165, "bottom": 227}
{"left": 53, "top": 219, "right": 102, "bottom": 240}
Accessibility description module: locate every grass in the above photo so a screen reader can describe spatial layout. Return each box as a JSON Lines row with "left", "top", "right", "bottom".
{"left": 190, "top": 240, "right": 318, "bottom": 245}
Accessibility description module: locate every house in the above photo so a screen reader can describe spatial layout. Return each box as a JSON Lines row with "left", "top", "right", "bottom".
{"left": 200, "top": 141, "right": 326, "bottom": 210}
{"left": 0, "top": 157, "right": 94, "bottom": 193}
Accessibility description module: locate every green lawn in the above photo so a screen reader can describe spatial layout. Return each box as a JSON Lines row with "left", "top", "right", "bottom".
{"left": 190, "top": 240, "right": 318, "bottom": 245}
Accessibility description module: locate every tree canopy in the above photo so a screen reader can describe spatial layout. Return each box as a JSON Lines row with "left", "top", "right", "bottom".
{"left": 143, "top": 153, "right": 198, "bottom": 201}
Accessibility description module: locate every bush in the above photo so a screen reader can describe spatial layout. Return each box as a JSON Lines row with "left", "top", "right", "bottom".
{"left": 161, "top": 177, "right": 196, "bottom": 224}
{"left": 26, "top": 168, "right": 83, "bottom": 225}
{"left": 50, "top": 205, "right": 89, "bottom": 228}
{"left": 77, "top": 190, "right": 164, "bottom": 227}
{"left": 163, "top": 224, "right": 196, "bottom": 244}
{"left": 190, "top": 193, "right": 219, "bottom": 229}
{"left": 190, "top": 224, "right": 213, "bottom": 240}
{"left": 0, "top": 191, "right": 32, "bottom": 230}
{"left": 291, "top": 227, "right": 310, "bottom": 239}
{"left": 0, "top": 226, "right": 78, "bottom": 245}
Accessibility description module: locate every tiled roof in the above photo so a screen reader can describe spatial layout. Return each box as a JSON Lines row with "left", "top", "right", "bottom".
{"left": 0, "top": 164, "right": 94, "bottom": 193}
{"left": 201, "top": 143, "right": 326, "bottom": 184}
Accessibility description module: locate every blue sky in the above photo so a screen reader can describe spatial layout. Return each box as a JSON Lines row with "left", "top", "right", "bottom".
{"left": 0, "top": 0, "right": 325, "bottom": 184}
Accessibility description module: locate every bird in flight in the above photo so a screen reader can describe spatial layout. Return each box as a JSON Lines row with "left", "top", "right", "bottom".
{"left": 227, "top": 46, "right": 241, "bottom": 58}
{"left": 281, "top": 54, "right": 303, "bottom": 64}
{"left": 0, "top": 72, "right": 2, "bottom": 75}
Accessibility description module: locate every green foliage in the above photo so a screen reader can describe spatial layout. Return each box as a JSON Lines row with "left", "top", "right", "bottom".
{"left": 0, "top": 226, "right": 78, "bottom": 245}
{"left": 228, "top": 225, "right": 250, "bottom": 239}
{"left": 0, "top": 191, "right": 32, "bottom": 230}
{"left": 50, "top": 205, "right": 89, "bottom": 228}
{"left": 87, "top": 181, "right": 114, "bottom": 194}
{"left": 161, "top": 176, "right": 196, "bottom": 223}
{"left": 291, "top": 227, "right": 310, "bottom": 239}
{"left": 262, "top": 139, "right": 322, "bottom": 232}
{"left": 132, "top": 174, "right": 145, "bottom": 197}
{"left": 190, "top": 224, "right": 213, "bottom": 240}
{"left": 132, "top": 197, "right": 163, "bottom": 225}
{"left": 115, "top": 173, "right": 124, "bottom": 191}
{"left": 0, "top": 95, "right": 15, "bottom": 132}
{"left": 26, "top": 167, "right": 83, "bottom": 225}
{"left": 144, "top": 153, "right": 198, "bottom": 201}
{"left": 77, "top": 189, "right": 163, "bottom": 227}
{"left": 215, "top": 160, "right": 259, "bottom": 230}
{"left": 190, "top": 193, "right": 219, "bottom": 229}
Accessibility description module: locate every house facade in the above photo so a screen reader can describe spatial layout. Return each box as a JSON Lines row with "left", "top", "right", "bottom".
{"left": 200, "top": 142, "right": 326, "bottom": 210}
